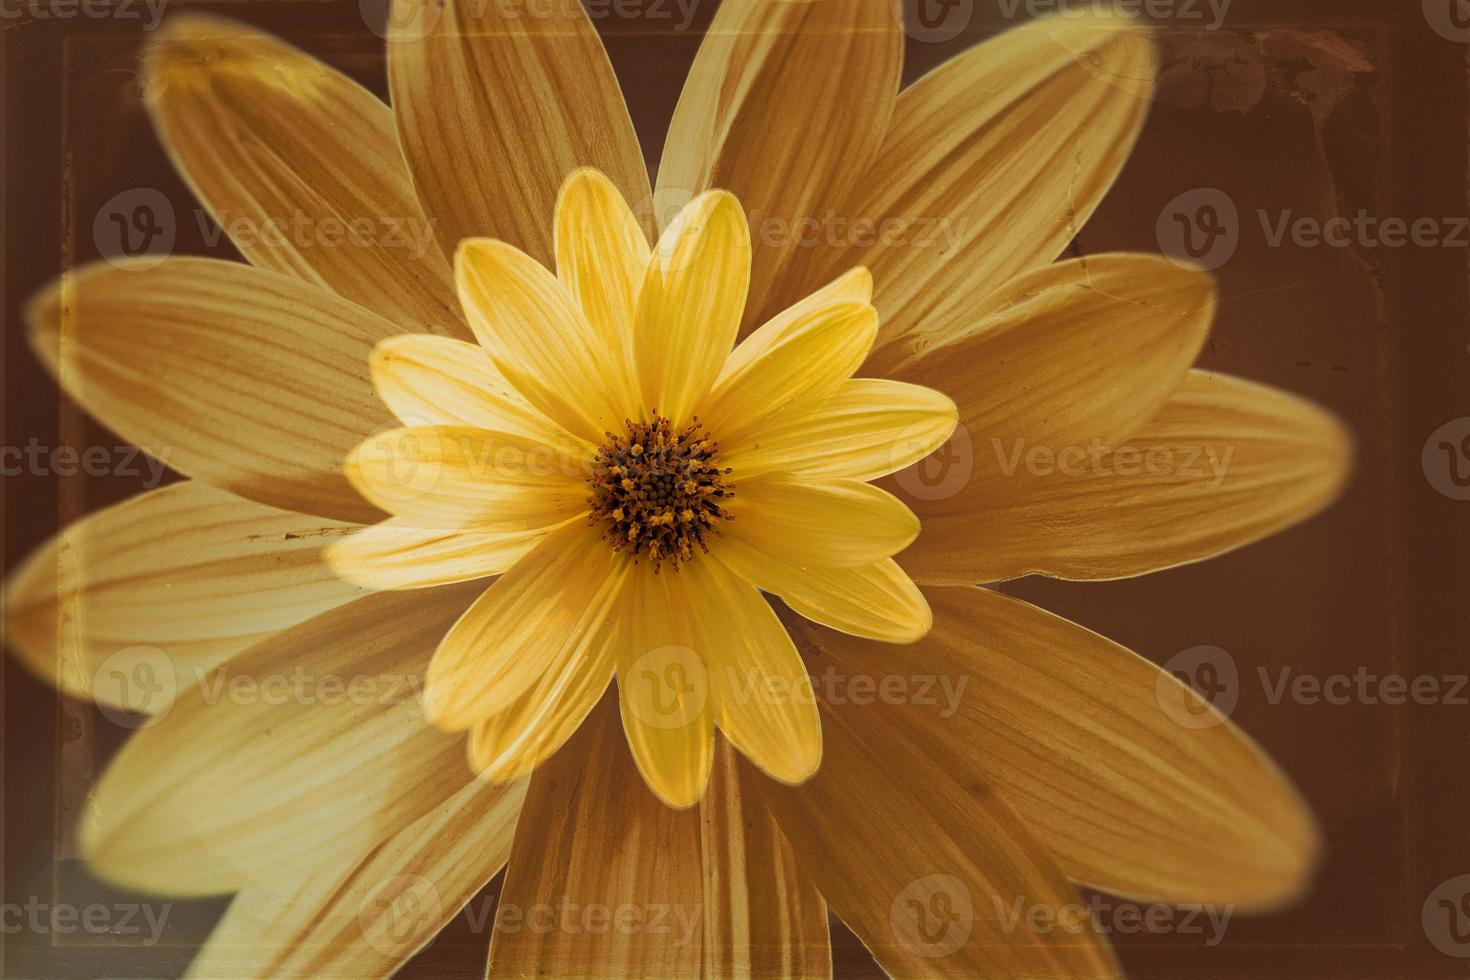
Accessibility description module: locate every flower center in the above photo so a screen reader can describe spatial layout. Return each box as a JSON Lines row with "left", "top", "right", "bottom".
{"left": 587, "top": 414, "right": 733, "bottom": 569}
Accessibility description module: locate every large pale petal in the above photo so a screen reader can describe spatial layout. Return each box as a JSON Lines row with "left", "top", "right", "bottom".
{"left": 143, "top": 15, "right": 465, "bottom": 337}
{"left": 726, "top": 476, "right": 919, "bottom": 568}
{"left": 81, "top": 585, "right": 483, "bottom": 897}
{"left": 343, "top": 425, "right": 588, "bottom": 530}
{"left": 423, "top": 523, "right": 628, "bottom": 731}
{"left": 27, "top": 258, "right": 400, "bottom": 522}
{"left": 699, "top": 740, "right": 832, "bottom": 979}
{"left": 758, "top": 681, "right": 1121, "bottom": 978}
{"left": 325, "top": 516, "right": 580, "bottom": 591}
{"left": 720, "top": 379, "right": 957, "bottom": 483}
{"left": 6, "top": 482, "right": 364, "bottom": 712}
{"left": 633, "top": 191, "right": 751, "bottom": 425}
{"left": 809, "top": 10, "right": 1157, "bottom": 369}
{"left": 715, "top": 542, "right": 930, "bottom": 644}
{"left": 488, "top": 696, "right": 704, "bottom": 977}
{"left": 906, "top": 371, "right": 1352, "bottom": 583}
{"left": 697, "top": 300, "right": 877, "bottom": 448}
{"left": 656, "top": 0, "right": 901, "bottom": 331}
{"left": 184, "top": 778, "right": 524, "bottom": 978}
{"left": 456, "top": 239, "right": 638, "bottom": 443}
{"left": 387, "top": 0, "right": 651, "bottom": 264}
{"left": 370, "top": 334, "right": 574, "bottom": 450}
{"left": 800, "top": 586, "right": 1322, "bottom": 909}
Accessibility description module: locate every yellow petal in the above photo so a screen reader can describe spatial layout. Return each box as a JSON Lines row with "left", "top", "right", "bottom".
{"left": 806, "top": 10, "right": 1156, "bottom": 370}
{"left": 27, "top": 258, "right": 400, "bottom": 522}
{"left": 715, "top": 542, "right": 930, "bottom": 644}
{"left": 555, "top": 168, "right": 650, "bottom": 407}
{"left": 802, "top": 586, "right": 1322, "bottom": 909}
{"left": 726, "top": 475, "right": 918, "bottom": 568}
{"left": 721, "top": 379, "right": 957, "bottom": 483}
{"left": 633, "top": 191, "right": 751, "bottom": 425}
{"left": 698, "top": 299, "right": 878, "bottom": 448}
{"left": 906, "top": 371, "right": 1352, "bottom": 583}
{"left": 423, "top": 524, "right": 628, "bottom": 731}
{"left": 81, "top": 585, "right": 484, "bottom": 897}
{"left": 468, "top": 591, "right": 618, "bottom": 782}
{"left": 143, "top": 15, "right": 466, "bottom": 337}
{"left": 184, "top": 777, "right": 524, "bottom": 978}
{"left": 700, "top": 741, "right": 832, "bottom": 980}
{"left": 387, "top": 0, "right": 652, "bottom": 264}
{"left": 671, "top": 557, "right": 821, "bottom": 786}
{"left": 343, "top": 425, "right": 588, "bottom": 530}
{"left": 456, "top": 239, "right": 638, "bottom": 443}
{"left": 6, "top": 482, "right": 365, "bottom": 712}
{"left": 615, "top": 568, "right": 716, "bottom": 808}
{"left": 759, "top": 684, "right": 1121, "bottom": 978}
{"left": 325, "top": 515, "right": 581, "bottom": 591}
{"left": 656, "top": 0, "right": 901, "bottom": 332}
{"left": 488, "top": 697, "right": 704, "bottom": 978}
{"left": 370, "top": 334, "right": 576, "bottom": 450}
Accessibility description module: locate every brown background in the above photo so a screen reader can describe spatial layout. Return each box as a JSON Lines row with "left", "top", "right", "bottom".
{"left": 3, "top": 0, "right": 1468, "bottom": 977}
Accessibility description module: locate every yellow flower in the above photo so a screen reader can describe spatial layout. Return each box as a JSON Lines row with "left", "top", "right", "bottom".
{"left": 330, "top": 169, "right": 954, "bottom": 805}
{"left": 5, "top": 1, "right": 1351, "bottom": 977}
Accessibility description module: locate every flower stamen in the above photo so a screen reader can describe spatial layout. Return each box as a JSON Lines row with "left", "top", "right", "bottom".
{"left": 588, "top": 413, "right": 733, "bottom": 570}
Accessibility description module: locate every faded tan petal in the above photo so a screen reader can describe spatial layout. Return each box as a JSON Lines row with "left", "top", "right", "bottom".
{"left": 801, "top": 585, "right": 1322, "bottom": 909}
{"left": 143, "top": 15, "right": 466, "bottom": 337}
{"left": 184, "top": 777, "right": 524, "bottom": 978}
{"left": 27, "top": 258, "right": 399, "bottom": 522}
{"left": 488, "top": 697, "right": 704, "bottom": 977}
{"left": 657, "top": 0, "right": 901, "bottom": 332}
{"left": 81, "top": 585, "right": 482, "bottom": 897}
{"left": 6, "top": 482, "right": 365, "bottom": 711}
{"left": 388, "top": 0, "right": 652, "bottom": 264}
